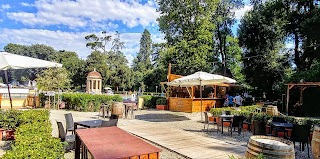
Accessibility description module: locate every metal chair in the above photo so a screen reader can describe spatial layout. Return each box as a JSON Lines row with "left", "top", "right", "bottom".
{"left": 64, "top": 113, "right": 74, "bottom": 135}
{"left": 100, "top": 119, "right": 118, "bottom": 127}
{"left": 289, "top": 124, "right": 311, "bottom": 158}
{"left": 271, "top": 116, "right": 288, "bottom": 137}
{"left": 204, "top": 112, "right": 218, "bottom": 132}
{"left": 57, "top": 121, "right": 75, "bottom": 151}
{"left": 229, "top": 116, "right": 245, "bottom": 136}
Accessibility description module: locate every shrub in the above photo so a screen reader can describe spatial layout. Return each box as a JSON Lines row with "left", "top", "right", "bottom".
{"left": 156, "top": 97, "right": 167, "bottom": 105}
{"left": 2, "top": 110, "right": 64, "bottom": 159}
{"left": 1, "top": 109, "right": 21, "bottom": 130}
{"left": 61, "top": 93, "right": 122, "bottom": 112}
{"left": 141, "top": 95, "right": 153, "bottom": 108}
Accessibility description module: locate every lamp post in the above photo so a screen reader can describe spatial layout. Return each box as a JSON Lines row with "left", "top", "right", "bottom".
{"left": 156, "top": 86, "right": 158, "bottom": 93}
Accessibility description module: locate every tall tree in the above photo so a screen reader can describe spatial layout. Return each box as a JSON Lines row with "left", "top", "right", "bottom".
{"left": 133, "top": 29, "right": 153, "bottom": 71}
{"left": 85, "top": 31, "right": 112, "bottom": 53}
{"left": 132, "top": 29, "right": 153, "bottom": 90}
{"left": 238, "top": 1, "right": 289, "bottom": 98}
{"left": 157, "top": 0, "right": 217, "bottom": 75}
{"left": 36, "top": 67, "right": 71, "bottom": 91}
{"left": 53, "top": 51, "right": 86, "bottom": 89}
{"left": 107, "top": 32, "right": 133, "bottom": 91}
{"left": 213, "top": 0, "right": 243, "bottom": 75}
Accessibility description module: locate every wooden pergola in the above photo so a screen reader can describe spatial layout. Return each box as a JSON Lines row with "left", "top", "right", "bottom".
{"left": 285, "top": 82, "right": 320, "bottom": 115}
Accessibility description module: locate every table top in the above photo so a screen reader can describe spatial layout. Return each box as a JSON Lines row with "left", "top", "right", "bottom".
{"left": 76, "top": 127, "right": 161, "bottom": 159}
{"left": 220, "top": 115, "right": 234, "bottom": 118}
{"left": 271, "top": 122, "right": 293, "bottom": 128}
{"left": 75, "top": 120, "right": 103, "bottom": 128}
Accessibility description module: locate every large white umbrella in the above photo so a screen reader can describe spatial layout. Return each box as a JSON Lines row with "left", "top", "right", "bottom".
{"left": 0, "top": 52, "right": 63, "bottom": 108}
{"left": 167, "top": 71, "right": 236, "bottom": 121}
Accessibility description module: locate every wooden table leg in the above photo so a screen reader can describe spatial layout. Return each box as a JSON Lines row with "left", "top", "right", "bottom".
{"left": 75, "top": 133, "right": 80, "bottom": 159}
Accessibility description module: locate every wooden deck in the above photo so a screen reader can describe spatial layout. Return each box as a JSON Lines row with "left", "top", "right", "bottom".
{"left": 119, "top": 121, "right": 246, "bottom": 159}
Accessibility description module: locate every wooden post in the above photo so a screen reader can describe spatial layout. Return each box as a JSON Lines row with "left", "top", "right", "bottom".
{"left": 286, "top": 84, "right": 294, "bottom": 115}
{"left": 167, "top": 63, "right": 171, "bottom": 82}
{"left": 200, "top": 80, "right": 203, "bottom": 122}
{"left": 4, "top": 70, "right": 13, "bottom": 109}
{"left": 214, "top": 85, "right": 217, "bottom": 98}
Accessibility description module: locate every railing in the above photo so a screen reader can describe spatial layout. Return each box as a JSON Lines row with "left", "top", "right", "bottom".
{"left": 1, "top": 93, "right": 28, "bottom": 99}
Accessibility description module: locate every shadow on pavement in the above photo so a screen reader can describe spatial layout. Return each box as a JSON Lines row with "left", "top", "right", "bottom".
{"left": 135, "top": 113, "right": 190, "bottom": 122}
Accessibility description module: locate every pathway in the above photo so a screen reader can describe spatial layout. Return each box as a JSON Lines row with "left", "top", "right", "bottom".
{"left": 119, "top": 120, "right": 246, "bottom": 159}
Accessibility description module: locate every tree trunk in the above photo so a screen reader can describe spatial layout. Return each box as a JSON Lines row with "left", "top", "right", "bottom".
{"left": 294, "top": 32, "right": 301, "bottom": 70}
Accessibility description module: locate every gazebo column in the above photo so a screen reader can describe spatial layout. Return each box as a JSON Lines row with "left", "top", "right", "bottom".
{"left": 286, "top": 84, "right": 294, "bottom": 115}
{"left": 95, "top": 79, "right": 98, "bottom": 92}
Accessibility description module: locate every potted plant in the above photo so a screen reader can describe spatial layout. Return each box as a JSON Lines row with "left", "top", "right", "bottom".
{"left": 3, "top": 109, "right": 20, "bottom": 140}
{"left": 252, "top": 113, "right": 271, "bottom": 135}
{"left": 156, "top": 97, "right": 167, "bottom": 110}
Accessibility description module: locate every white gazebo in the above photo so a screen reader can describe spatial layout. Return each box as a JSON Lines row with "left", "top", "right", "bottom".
{"left": 86, "top": 68, "right": 102, "bottom": 94}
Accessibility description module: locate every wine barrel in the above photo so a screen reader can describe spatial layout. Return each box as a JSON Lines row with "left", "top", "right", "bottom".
{"left": 245, "top": 135, "right": 295, "bottom": 159}
{"left": 111, "top": 102, "right": 124, "bottom": 118}
{"left": 266, "top": 105, "right": 278, "bottom": 116}
{"left": 312, "top": 125, "right": 320, "bottom": 159}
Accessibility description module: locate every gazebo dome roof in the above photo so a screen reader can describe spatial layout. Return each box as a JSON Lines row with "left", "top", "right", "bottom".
{"left": 87, "top": 68, "right": 102, "bottom": 79}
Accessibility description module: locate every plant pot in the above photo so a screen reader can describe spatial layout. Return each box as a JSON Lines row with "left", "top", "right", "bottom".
{"left": 0, "top": 128, "right": 4, "bottom": 141}
{"left": 5, "top": 129, "right": 15, "bottom": 140}
{"left": 156, "top": 105, "right": 167, "bottom": 110}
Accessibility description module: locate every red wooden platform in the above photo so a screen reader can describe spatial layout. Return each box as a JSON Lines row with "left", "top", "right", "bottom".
{"left": 75, "top": 126, "right": 161, "bottom": 159}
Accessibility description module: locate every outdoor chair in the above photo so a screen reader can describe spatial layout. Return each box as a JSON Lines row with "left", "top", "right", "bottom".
{"left": 204, "top": 112, "right": 218, "bottom": 132}
{"left": 101, "top": 119, "right": 118, "bottom": 127}
{"left": 57, "top": 121, "right": 75, "bottom": 151}
{"left": 271, "top": 116, "right": 288, "bottom": 137}
{"left": 288, "top": 124, "right": 311, "bottom": 157}
{"left": 243, "top": 113, "right": 253, "bottom": 132}
{"left": 228, "top": 116, "right": 245, "bottom": 136}
{"left": 64, "top": 113, "right": 75, "bottom": 135}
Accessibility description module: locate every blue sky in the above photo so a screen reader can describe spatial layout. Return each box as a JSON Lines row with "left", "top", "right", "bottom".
{"left": 0, "top": 0, "right": 252, "bottom": 66}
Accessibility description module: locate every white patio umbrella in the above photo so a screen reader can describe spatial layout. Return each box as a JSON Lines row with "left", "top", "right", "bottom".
{"left": 167, "top": 71, "right": 236, "bottom": 121}
{"left": 0, "top": 52, "right": 63, "bottom": 108}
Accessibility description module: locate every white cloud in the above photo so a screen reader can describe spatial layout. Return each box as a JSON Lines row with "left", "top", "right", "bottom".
{"left": 1, "top": 4, "right": 10, "bottom": 10}
{"left": 7, "top": 0, "right": 159, "bottom": 29}
{"left": 232, "top": 5, "right": 252, "bottom": 20}
{"left": 20, "top": 2, "right": 34, "bottom": 7}
{"left": 0, "top": 29, "right": 164, "bottom": 66}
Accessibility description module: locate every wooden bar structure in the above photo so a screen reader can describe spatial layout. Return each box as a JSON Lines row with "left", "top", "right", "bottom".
{"left": 285, "top": 82, "right": 320, "bottom": 115}
{"left": 161, "top": 63, "right": 236, "bottom": 113}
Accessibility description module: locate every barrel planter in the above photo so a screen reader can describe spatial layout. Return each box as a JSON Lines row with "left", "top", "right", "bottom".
{"left": 111, "top": 102, "right": 124, "bottom": 118}
{"left": 245, "top": 135, "right": 295, "bottom": 159}
{"left": 266, "top": 105, "right": 278, "bottom": 116}
{"left": 312, "top": 125, "right": 320, "bottom": 159}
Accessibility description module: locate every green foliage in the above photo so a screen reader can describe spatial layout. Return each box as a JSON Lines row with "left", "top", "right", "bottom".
{"left": 53, "top": 51, "right": 86, "bottom": 88}
{"left": 61, "top": 93, "right": 122, "bottom": 112}
{"left": 157, "top": 0, "right": 216, "bottom": 75}
{"left": 36, "top": 67, "right": 71, "bottom": 91}
{"left": 3, "top": 110, "right": 64, "bottom": 159}
{"left": 0, "top": 109, "right": 21, "bottom": 130}
{"left": 252, "top": 113, "right": 272, "bottom": 122}
{"left": 156, "top": 97, "right": 167, "bottom": 105}
{"left": 210, "top": 105, "right": 260, "bottom": 118}
{"left": 141, "top": 95, "right": 153, "bottom": 108}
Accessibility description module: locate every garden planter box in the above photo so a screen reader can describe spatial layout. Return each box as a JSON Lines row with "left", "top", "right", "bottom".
{"left": 0, "top": 128, "right": 4, "bottom": 141}
{"left": 5, "top": 130, "right": 15, "bottom": 140}
{"left": 156, "top": 105, "right": 167, "bottom": 110}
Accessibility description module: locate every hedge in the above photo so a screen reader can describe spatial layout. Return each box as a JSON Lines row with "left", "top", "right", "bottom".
{"left": 3, "top": 110, "right": 65, "bottom": 159}
{"left": 139, "top": 95, "right": 163, "bottom": 108}
{"left": 61, "top": 93, "right": 122, "bottom": 112}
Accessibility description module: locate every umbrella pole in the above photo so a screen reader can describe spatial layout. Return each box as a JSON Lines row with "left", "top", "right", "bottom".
{"left": 4, "top": 70, "right": 13, "bottom": 109}
{"left": 200, "top": 80, "right": 203, "bottom": 122}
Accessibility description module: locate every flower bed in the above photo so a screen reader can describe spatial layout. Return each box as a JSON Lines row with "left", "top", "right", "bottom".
{"left": 2, "top": 110, "right": 64, "bottom": 159}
